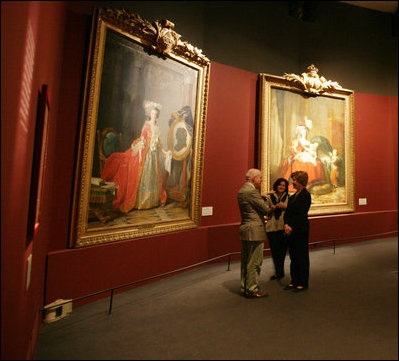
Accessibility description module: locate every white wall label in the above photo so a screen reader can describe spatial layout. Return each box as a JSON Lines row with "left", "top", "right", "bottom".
{"left": 202, "top": 206, "right": 213, "bottom": 216}
{"left": 358, "top": 198, "right": 367, "bottom": 205}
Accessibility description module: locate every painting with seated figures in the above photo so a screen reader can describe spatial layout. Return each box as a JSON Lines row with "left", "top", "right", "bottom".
{"left": 259, "top": 65, "right": 355, "bottom": 216}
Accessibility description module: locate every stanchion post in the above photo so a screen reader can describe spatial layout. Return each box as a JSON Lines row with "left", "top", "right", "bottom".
{"left": 243, "top": 247, "right": 247, "bottom": 297}
{"left": 108, "top": 289, "right": 114, "bottom": 315}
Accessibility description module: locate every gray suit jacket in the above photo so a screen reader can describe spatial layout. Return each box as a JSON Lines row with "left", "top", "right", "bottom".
{"left": 237, "top": 182, "right": 270, "bottom": 241}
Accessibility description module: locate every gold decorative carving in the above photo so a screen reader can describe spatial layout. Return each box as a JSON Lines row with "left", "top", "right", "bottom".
{"left": 174, "top": 41, "right": 210, "bottom": 67}
{"left": 152, "top": 19, "right": 181, "bottom": 54}
{"left": 101, "top": 8, "right": 156, "bottom": 42}
{"left": 99, "top": 8, "right": 209, "bottom": 66}
{"left": 284, "top": 64, "right": 342, "bottom": 95}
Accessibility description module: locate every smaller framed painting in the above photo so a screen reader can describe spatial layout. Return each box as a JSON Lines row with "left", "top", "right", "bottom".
{"left": 258, "top": 65, "right": 355, "bottom": 216}
{"left": 26, "top": 84, "right": 50, "bottom": 246}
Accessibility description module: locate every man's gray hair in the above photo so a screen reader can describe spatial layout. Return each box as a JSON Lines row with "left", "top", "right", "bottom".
{"left": 246, "top": 168, "right": 261, "bottom": 181}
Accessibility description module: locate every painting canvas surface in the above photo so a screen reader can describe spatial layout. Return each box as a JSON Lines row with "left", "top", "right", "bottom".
{"left": 270, "top": 88, "right": 346, "bottom": 205}
{"left": 89, "top": 29, "right": 199, "bottom": 231}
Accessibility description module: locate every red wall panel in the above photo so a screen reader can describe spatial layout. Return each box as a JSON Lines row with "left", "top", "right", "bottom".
{"left": 390, "top": 96, "right": 398, "bottom": 208}
{"left": 1, "top": 2, "right": 31, "bottom": 358}
{"left": 1, "top": 2, "right": 68, "bottom": 359}
{"left": 354, "top": 93, "right": 398, "bottom": 212}
{"left": 201, "top": 63, "right": 258, "bottom": 226}
{"left": 46, "top": 4, "right": 92, "bottom": 252}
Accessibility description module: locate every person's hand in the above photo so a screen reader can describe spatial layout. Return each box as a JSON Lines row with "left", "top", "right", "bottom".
{"left": 270, "top": 205, "right": 277, "bottom": 212}
{"left": 277, "top": 202, "right": 286, "bottom": 209}
{"left": 284, "top": 224, "right": 292, "bottom": 236}
{"left": 264, "top": 216, "right": 269, "bottom": 224}
{"left": 261, "top": 191, "right": 274, "bottom": 199}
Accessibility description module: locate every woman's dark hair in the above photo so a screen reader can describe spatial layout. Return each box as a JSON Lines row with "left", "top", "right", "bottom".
{"left": 272, "top": 178, "right": 289, "bottom": 193}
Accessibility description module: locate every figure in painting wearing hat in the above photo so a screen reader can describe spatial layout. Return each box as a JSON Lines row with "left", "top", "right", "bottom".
{"left": 165, "top": 105, "right": 194, "bottom": 207}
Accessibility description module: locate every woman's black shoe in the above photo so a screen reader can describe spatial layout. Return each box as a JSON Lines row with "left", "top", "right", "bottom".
{"left": 283, "top": 284, "right": 295, "bottom": 290}
{"left": 292, "top": 286, "right": 308, "bottom": 293}
{"left": 270, "top": 275, "right": 284, "bottom": 280}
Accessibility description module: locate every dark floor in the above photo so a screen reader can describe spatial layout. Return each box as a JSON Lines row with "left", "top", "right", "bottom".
{"left": 35, "top": 237, "right": 398, "bottom": 360}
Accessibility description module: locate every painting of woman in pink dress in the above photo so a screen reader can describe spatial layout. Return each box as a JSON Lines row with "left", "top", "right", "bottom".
{"left": 274, "top": 118, "right": 328, "bottom": 192}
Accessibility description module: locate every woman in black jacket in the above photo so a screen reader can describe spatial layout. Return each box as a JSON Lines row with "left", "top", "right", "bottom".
{"left": 283, "top": 171, "right": 311, "bottom": 292}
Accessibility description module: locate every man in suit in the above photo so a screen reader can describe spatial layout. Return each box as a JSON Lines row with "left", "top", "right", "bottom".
{"left": 237, "top": 168, "right": 270, "bottom": 298}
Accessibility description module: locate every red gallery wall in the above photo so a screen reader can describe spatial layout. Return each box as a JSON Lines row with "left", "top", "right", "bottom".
{"left": 1, "top": 2, "right": 69, "bottom": 359}
{"left": 1, "top": 2, "right": 92, "bottom": 359}
{"left": 1, "top": 2, "right": 398, "bottom": 360}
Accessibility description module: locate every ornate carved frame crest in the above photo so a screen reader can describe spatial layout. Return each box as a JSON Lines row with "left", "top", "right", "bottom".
{"left": 283, "top": 64, "right": 343, "bottom": 95}
{"left": 99, "top": 8, "right": 209, "bottom": 65}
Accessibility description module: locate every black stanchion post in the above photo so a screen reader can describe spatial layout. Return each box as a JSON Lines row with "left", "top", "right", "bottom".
{"left": 108, "top": 289, "right": 114, "bottom": 315}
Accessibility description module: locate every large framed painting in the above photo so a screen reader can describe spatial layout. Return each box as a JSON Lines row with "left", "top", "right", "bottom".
{"left": 70, "top": 8, "right": 210, "bottom": 247}
{"left": 259, "top": 65, "right": 355, "bottom": 216}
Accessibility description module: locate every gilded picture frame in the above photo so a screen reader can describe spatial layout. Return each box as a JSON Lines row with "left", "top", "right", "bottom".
{"left": 259, "top": 65, "right": 355, "bottom": 216}
{"left": 70, "top": 8, "right": 210, "bottom": 247}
